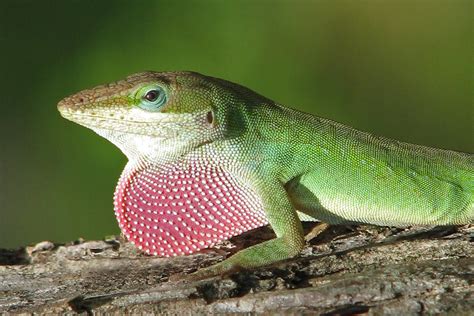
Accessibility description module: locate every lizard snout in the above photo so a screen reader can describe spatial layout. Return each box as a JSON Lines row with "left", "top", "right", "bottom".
{"left": 57, "top": 93, "right": 88, "bottom": 113}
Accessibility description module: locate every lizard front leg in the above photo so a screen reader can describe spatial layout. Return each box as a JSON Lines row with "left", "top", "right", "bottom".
{"left": 188, "top": 182, "right": 305, "bottom": 280}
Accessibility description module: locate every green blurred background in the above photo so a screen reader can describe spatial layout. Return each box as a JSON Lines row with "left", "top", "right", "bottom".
{"left": 0, "top": 0, "right": 472, "bottom": 249}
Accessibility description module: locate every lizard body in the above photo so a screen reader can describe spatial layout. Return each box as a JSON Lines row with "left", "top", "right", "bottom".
{"left": 58, "top": 71, "right": 473, "bottom": 278}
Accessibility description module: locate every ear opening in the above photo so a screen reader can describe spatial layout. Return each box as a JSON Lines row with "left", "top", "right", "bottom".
{"left": 206, "top": 110, "right": 214, "bottom": 125}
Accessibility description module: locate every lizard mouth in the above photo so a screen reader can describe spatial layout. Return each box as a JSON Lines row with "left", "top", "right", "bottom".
{"left": 58, "top": 110, "right": 193, "bottom": 138}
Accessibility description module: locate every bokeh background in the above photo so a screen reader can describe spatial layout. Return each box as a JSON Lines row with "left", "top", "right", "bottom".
{"left": 1, "top": 0, "right": 472, "bottom": 249}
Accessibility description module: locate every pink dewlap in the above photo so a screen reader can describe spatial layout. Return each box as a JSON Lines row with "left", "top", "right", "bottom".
{"left": 114, "top": 161, "right": 268, "bottom": 257}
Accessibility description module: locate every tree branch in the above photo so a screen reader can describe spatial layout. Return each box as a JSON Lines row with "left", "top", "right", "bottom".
{"left": 1, "top": 225, "right": 472, "bottom": 314}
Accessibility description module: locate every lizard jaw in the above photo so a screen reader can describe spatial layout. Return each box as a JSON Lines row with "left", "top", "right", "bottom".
{"left": 58, "top": 107, "right": 196, "bottom": 139}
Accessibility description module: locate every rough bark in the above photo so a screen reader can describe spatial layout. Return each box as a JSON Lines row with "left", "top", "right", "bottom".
{"left": 0, "top": 224, "right": 472, "bottom": 315}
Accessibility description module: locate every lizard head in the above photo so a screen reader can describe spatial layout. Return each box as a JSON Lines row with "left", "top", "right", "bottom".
{"left": 58, "top": 71, "right": 265, "bottom": 162}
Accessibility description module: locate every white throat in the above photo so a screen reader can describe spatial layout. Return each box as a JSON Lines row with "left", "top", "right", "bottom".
{"left": 92, "top": 128, "right": 192, "bottom": 165}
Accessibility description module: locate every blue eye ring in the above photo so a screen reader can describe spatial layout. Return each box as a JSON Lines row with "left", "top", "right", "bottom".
{"left": 137, "top": 85, "right": 167, "bottom": 111}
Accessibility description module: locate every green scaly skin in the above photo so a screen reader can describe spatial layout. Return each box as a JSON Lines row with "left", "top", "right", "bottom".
{"left": 58, "top": 71, "right": 473, "bottom": 279}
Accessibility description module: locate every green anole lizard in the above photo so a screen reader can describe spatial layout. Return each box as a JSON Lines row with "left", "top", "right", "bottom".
{"left": 58, "top": 71, "right": 473, "bottom": 279}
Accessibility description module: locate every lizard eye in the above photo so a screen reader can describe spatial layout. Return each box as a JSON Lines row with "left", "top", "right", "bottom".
{"left": 144, "top": 90, "right": 159, "bottom": 102}
{"left": 138, "top": 86, "right": 167, "bottom": 111}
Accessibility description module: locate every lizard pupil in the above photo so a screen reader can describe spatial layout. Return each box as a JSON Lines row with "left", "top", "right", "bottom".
{"left": 144, "top": 90, "right": 159, "bottom": 102}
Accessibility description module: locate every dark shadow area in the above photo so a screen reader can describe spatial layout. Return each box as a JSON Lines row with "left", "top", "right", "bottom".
{"left": 69, "top": 294, "right": 113, "bottom": 315}
{"left": 0, "top": 248, "right": 30, "bottom": 265}
{"left": 322, "top": 304, "right": 372, "bottom": 316}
